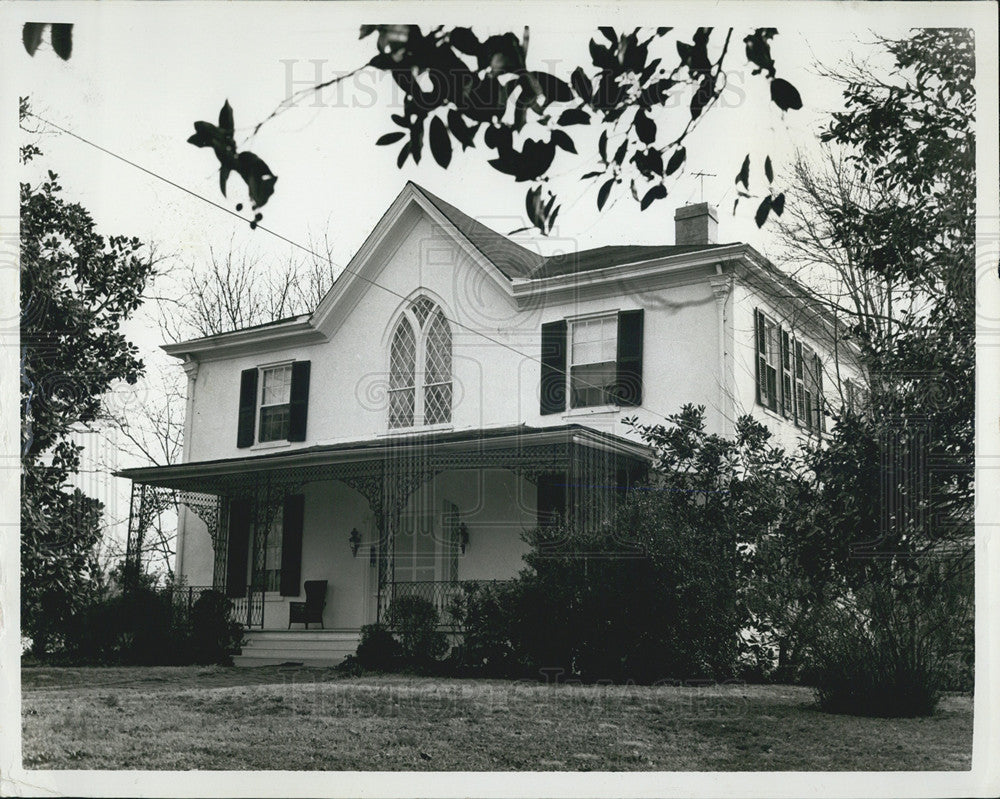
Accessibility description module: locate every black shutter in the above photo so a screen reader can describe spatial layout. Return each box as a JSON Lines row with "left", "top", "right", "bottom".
{"left": 237, "top": 368, "right": 258, "bottom": 448}
{"left": 540, "top": 320, "right": 568, "bottom": 415}
{"left": 754, "top": 309, "right": 766, "bottom": 407}
{"left": 280, "top": 494, "right": 305, "bottom": 596}
{"left": 536, "top": 472, "right": 567, "bottom": 527}
{"left": 225, "top": 500, "right": 251, "bottom": 598}
{"left": 288, "top": 360, "right": 311, "bottom": 442}
{"left": 780, "top": 329, "right": 792, "bottom": 418}
{"left": 615, "top": 309, "right": 644, "bottom": 407}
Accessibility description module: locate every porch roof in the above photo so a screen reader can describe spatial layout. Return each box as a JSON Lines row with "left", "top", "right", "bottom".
{"left": 115, "top": 423, "right": 652, "bottom": 494}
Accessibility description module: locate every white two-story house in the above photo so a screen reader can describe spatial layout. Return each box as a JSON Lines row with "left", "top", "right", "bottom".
{"left": 119, "top": 182, "right": 857, "bottom": 665}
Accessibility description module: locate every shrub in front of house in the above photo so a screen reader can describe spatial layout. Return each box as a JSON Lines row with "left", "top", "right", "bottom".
{"left": 446, "top": 580, "right": 522, "bottom": 676}
{"left": 188, "top": 590, "right": 245, "bottom": 665}
{"left": 54, "top": 582, "right": 243, "bottom": 666}
{"left": 805, "top": 576, "right": 971, "bottom": 717}
{"left": 513, "top": 516, "right": 739, "bottom": 684}
{"left": 355, "top": 623, "right": 403, "bottom": 671}
{"left": 385, "top": 595, "right": 448, "bottom": 670}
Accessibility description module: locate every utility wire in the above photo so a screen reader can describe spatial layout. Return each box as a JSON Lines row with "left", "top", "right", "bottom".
{"left": 28, "top": 111, "right": 737, "bottom": 428}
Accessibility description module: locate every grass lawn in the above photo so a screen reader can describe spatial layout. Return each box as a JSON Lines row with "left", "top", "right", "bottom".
{"left": 21, "top": 665, "right": 972, "bottom": 771}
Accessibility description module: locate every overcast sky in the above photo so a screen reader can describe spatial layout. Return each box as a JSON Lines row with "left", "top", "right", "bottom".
{"left": 13, "top": 4, "right": 919, "bottom": 361}
{"left": 7, "top": 1, "right": 986, "bottom": 487}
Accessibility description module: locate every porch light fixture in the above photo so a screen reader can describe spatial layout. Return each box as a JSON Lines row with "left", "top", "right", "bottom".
{"left": 349, "top": 528, "right": 362, "bottom": 558}
{"left": 458, "top": 522, "right": 469, "bottom": 555}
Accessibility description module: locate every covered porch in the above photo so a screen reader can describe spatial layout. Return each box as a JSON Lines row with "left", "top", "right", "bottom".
{"left": 117, "top": 424, "right": 650, "bottom": 636}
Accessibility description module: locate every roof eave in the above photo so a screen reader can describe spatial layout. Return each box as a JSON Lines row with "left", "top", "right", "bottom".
{"left": 161, "top": 316, "right": 326, "bottom": 361}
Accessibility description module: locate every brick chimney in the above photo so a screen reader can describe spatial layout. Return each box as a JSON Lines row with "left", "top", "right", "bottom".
{"left": 674, "top": 202, "right": 719, "bottom": 246}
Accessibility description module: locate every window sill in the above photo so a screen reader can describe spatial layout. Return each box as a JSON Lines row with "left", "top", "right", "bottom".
{"left": 379, "top": 423, "right": 454, "bottom": 437}
{"left": 251, "top": 440, "right": 292, "bottom": 451}
{"left": 562, "top": 405, "right": 621, "bottom": 419}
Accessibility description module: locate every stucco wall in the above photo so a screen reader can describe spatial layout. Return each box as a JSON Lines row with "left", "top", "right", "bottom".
{"left": 181, "top": 470, "right": 536, "bottom": 630}
{"left": 182, "top": 213, "right": 729, "bottom": 462}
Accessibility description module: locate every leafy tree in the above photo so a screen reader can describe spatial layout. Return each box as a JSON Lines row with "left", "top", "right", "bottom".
{"left": 20, "top": 108, "right": 158, "bottom": 654}
{"left": 189, "top": 25, "right": 803, "bottom": 233}
{"left": 816, "top": 28, "right": 975, "bottom": 564}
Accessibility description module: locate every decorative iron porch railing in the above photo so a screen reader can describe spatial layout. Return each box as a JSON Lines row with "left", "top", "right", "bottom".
{"left": 387, "top": 579, "right": 513, "bottom": 628}
{"left": 168, "top": 585, "right": 263, "bottom": 629}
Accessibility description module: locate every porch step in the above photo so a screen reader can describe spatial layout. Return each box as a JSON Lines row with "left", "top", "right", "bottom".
{"left": 234, "top": 629, "right": 360, "bottom": 668}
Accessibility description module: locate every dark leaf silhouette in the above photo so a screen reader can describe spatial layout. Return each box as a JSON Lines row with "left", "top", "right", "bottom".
{"left": 613, "top": 139, "right": 628, "bottom": 166}
{"left": 531, "top": 72, "right": 574, "bottom": 104}
{"left": 641, "top": 184, "right": 667, "bottom": 211}
{"left": 771, "top": 192, "right": 785, "bottom": 216}
{"left": 447, "top": 110, "right": 478, "bottom": 149}
{"left": 409, "top": 122, "right": 424, "bottom": 164}
{"left": 635, "top": 109, "right": 656, "bottom": 144}
{"left": 632, "top": 148, "right": 663, "bottom": 178}
{"left": 397, "top": 141, "right": 411, "bottom": 168}
{"left": 489, "top": 138, "right": 556, "bottom": 182}
{"left": 429, "top": 116, "right": 452, "bottom": 168}
{"left": 558, "top": 108, "right": 591, "bottom": 126}
{"left": 744, "top": 28, "right": 777, "bottom": 78}
{"left": 449, "top": 27, "right": 480, "bottom": 56}
{"left": 599, "top": 27, "right": 618, "bottom": 46}
{"left": 235, "top": 151, "right": 277, "bottom": 210}
{"left": 597, "top": 178, "right": 614, "bottom": 211}
{"left": 736, "top": 154, "right": 750, "bottom": 189}
{"left": 665, "top": 147, "right": 686, "bottom": 176}
{"left": 50, "top": 23, "right": 72, "bottom": 60}
{"left": 770, "top": 78, "right": 803, "bottom": 111}
{"left": 571, "top": 66, "right": 593, "bottom": 104}
{"left": 599, "top": 130, "right": 608, "bottom": 162}
{"left": 465, "top": 75, "right": 508, "bottom": 122}
{"left": 765, "top": 155, "right": 773, "bottom": 183}
{"left": 690, "top": 74, "right": 716, "bottom": 119}
{"left": 640, "top": 79, "right": 675, "bottom": 107}
{"left": 550, "top": 129, "right": 577, "bottom": 154}
{"left": 755, "top": 195, "right": 772, "bottom": 228}
{"left": 582, "top": 170, "right": 605, "bottom": 179}
{"left": 218, "top": 100, "right": 234, "bottom": 136}
{"left": 593, "top": 70, "right": 626, "bottom": 111}
{"left": 22, "top": 23, "right": 44, "bottom": 56}
{"left": 376, "top": 132, "right": 406, "bottom": 146}
{"left": 589, "top": 39, "right": 618, "bottom": 71}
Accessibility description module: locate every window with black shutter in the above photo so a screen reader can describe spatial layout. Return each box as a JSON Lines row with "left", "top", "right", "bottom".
{"left": 755, "top": 309, "right": 779, "bottom": 413}
{"left": 239, "top": 360, "right": 311, "bottom": 445}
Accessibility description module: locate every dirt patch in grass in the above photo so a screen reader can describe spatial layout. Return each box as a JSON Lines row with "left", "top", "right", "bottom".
{"left": 21, "top": 666, "right": 973, "bottom": 771}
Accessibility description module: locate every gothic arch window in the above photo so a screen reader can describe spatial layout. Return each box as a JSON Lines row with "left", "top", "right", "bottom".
{"left": 388, "top": 298, "right": 453, "bottom": 428}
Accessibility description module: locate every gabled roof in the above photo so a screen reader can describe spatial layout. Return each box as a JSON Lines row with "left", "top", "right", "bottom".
{"left": 411, "top": 183, "right": 737, "bottom": 281}
{"left": 534, "top": 243, "right": 737, "bottom": 279}
{"left": 408, "top": 182, "right": 544, "bottom": 279}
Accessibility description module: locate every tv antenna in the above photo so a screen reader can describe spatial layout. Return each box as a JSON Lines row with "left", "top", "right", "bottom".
{"left": 691, "top": 171, "right": 717, "bottom": 202}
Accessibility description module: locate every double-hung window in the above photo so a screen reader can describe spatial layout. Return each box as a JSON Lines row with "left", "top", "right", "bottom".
{"left": 236, "top": 360, "right": 310, "bottom": 448}
{"left": 259, "top": 364, "right": 292, "bottom": 442}
{"left": 755, "top": 311, "right": 780, "bottom": 413}
{"left": 755, "top": 308, "right": 825, "bottom": 434}
{"left": 569, "top": 315, "right": 618, "bottom": 408}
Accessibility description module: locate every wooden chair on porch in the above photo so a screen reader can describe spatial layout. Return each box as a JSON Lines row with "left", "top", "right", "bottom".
{"left": 288, "top": 580, "right": 328, "bottom": 629}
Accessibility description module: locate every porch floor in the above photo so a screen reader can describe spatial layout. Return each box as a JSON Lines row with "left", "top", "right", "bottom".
{"left": 233, "top": 629, "right": 360, "bottom": 668}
